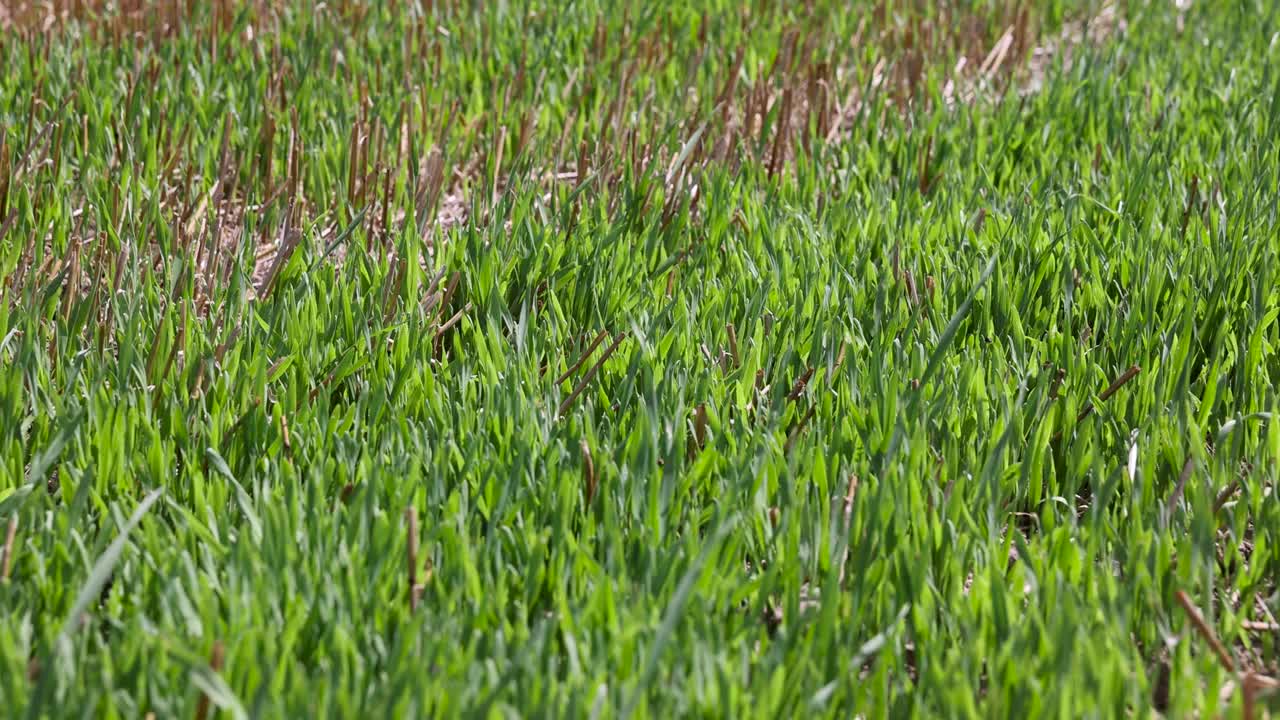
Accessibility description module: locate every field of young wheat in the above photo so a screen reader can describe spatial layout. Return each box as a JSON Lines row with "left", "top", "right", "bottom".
{"left": 1, "top": 1, "right": 1277, "bottom": 717}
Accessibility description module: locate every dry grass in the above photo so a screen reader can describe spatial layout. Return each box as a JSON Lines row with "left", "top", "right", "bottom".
{"left": 1, "top": 0, "right": 237, "bottom": 40}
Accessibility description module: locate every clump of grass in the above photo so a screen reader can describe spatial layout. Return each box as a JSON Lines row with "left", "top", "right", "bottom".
{"left": 1, "top": 0, "right": 1279, "bottom": 717}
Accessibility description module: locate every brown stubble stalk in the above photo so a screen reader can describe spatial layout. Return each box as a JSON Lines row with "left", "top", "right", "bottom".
{"left": 787, "top": 366, "right": 815, "bottom": 402}
{"left": 1212, "top": 477, "right": 1244, "bottom": 516}
{"left": 358, "top": 89, "right": 375, "bottom": 214}
{"left": 100, "top": 239, "right": 131, "bottom": 353}
{"left": 0, "top": 134, "right": 10, "bottom": 226}
{"left": 417, "top": 102, "right": 456, "bottom": 247}
{"left": 58, "top": 212, "right": 87, "bottom": 323}
{"left": 345, "top": 116, "right": 361, "bottom": 210}
{"left": 199, "top": 115, "right": 236, "bottom": 314}
{"left": 1, "top": 515, "right": 17, "bottom": 582}
{"left": 581, "top": 439, "right": 597, "bottom": 506}
{"left": 558, "top": 332, "right": 626, "bottom": 419}
{"left": 380, "top": 251, "right": 404, "bottom": 322}
{"left": 550, "top": 108, "right": 579, "bottom": 178}
{"left": 715, "top": 47, "right": 746, "bottom": 130}
{"left": 0, "top": 98, "right": 68, "bottom": 264}
{"left": 783, "top": 404, "right": 816, "bottom": 454}
{"left": 155, "top": 303, "right": 188, "bottom": 390}
{"left": 432, "top": 301, "right": 472, "bottom": 344}
{"left": 257, "top": 114, "right": 304, "bottom": 300}
{"left": 680, "top": 14, "right": 709, "bottom": 109}
{"left": 1175, "top": 588, "right": 1236, "bottom": 670}
{"left": 918, "top": 134, "right": 937, "bottom": 195}
{"left": 428, "top": 275, "right": 468, "bottom": 358}
{"left": 417, "top": 267, "right": 448, "bottom": 317}
{"left": 1242, "top": 674, "right": 1280, "bottom": 720}
{"left": 1172, "top": 590, "right": 1280, "bottom": 719}
{"left": 22, "top": 75, "right": 43, "bottom": 152}
{"left": 487, "top": 124, "right": 506, "bottom": 223}
{"left": 405, "top": 507, "right": 420, "bottom": 611}
{"left": 435, "top": 272, "right": 460, "bottom": 322}
{"left": 378, "top": 165, "right": 393, "bottom": 249}
{"left": 257, "top": 198, "right": 297, "bottom": 300}
{"left": 286, "top": 106, "right": 303, "bottom": 209}
{"left": 218, "top": 202, "right": 248, "bottom": 289}
{"left": 1051, "top": 364, "right": 1141, "bottom": 443}
{"left": 1180, "top": 174, "right": 1200, "bottom": 239}
{"left": 278, "top": 412, "right": 293, "bottom": 457}
{"left": 258, "top": 104, "right": 276, "bottom": 203}
{"left": 687, "top": 403, "right": 708, "bottom": 461}
{"left": 415, "top": 146, "right": 447, "bottom": 244}
{"left": 370, "top": 95, "right": 387, "bottom": 202}
{"left": 557, "top": 330, "right": 609, "bottom": 385}
{"left": 1164, "top": 455, "right": 1196, "bottom": 518}
{"left": 511, "top": 80, "right": 539, "bottom": 166}
{"left": 79, "top": 223, "right": 111, "bottom": 346}
{"left": 1048, "top": 366, "right": 1065, "bottom": 400}
{"left": 767, "top": 88, "right": 793, "bottom": 180}
{"left": 903, "top": 268, "right": 919, "bottom": 307}
{"left": 838, "top": 474, "right": 859, "bottom": 589}
{"left": 193, "top": 640, "right": 225, "bottom": 720}
{"left": 823, "top": 341, "right": 848, "bottom": 385}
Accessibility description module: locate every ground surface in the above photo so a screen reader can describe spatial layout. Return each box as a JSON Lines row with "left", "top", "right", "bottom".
{"left": 1, "top": 1, "right": 1278, "bottom": 717}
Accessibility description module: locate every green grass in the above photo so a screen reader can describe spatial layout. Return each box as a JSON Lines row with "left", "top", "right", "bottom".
{"left": 1, "top": 0, "right": 1278, "bottom": 717}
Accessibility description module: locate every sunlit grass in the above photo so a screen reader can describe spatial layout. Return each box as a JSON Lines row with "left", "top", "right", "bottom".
{"left": 1, "top": 1, "right": 1278, "bottom": 717}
